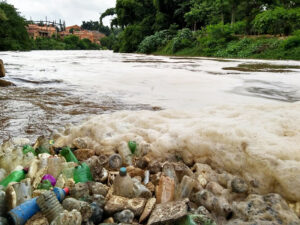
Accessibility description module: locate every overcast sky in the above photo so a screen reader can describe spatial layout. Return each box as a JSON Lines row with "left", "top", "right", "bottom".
{"left": 6, "top": 0, "right": 116, "bottom": 26}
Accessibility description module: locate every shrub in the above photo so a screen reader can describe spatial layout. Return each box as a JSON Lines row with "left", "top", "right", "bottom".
{"left": 171, "top": 28, "right": 194, "bottom": 53}
{"left": 138, "top": 30, "right": 173, "bottom": 53}
{"left": 282, "top": 36, "right": 300, "bottom": 50}
{"left": 231, "top": 21, "right": 247, "bottom": 34}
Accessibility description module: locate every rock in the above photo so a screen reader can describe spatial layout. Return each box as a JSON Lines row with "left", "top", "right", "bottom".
{"left": 193, "top": 190, "right": 232, "bottom": 217}
{"left": 229, "top": 194, "right": 300, "bottom": 225}
{"left": 85, "top": 156, "right": 106, "bottom": 182}
{"left": 72, "top": 138, "right": 88, "bottom": 149}
{"left": 50, "top": 209, "right": 82, "bottom": 225}
{"left": 55, "top": 175, "right": 65, "bottom": 189}
{"left": 62, "top": 198, "right": 93, "bottom": 222}
{"left": 146, "top": 182, "right": 155, "bottom": 193}
{"left": 139, "top": 198, "right": 156, "bottom": 223}
{"left": 176, "top": 214, "right": 216, "bottom": 225}
{"left": 90, "top": 202, "right": 104, "bottom": 224}
{"left": 0, "top": 59, "right": 5, "bottom": 77}
{"left": 147, "top": 199, "right": 188, "bottom": 225}
{"left": 114, "top": 209, "right": 134, "bottom": 223}
{"left": 0, "top": 79, "right": 15, "bottom": 87}
{"left": 206, "top": 181, "right": 225, "bottom": 196}
{"left": 25, "top": 212, "right": 49, "bottom": 225}
{"left": 89, "top": 182, "right": 109, "bottom": 197}
{"left": 148, "top": 161, "right": 162, "bottom": 174}
{"left": 127, "top": 166, "right": 145, "bottom": 178}
{"left": 156, "top": 175, "right": 175, "bottom": 204}
{"left": 70, "top": 183, "right": 90, "bottom": 200}
{"left": 74, "top": 149, "right": 95, "bottom": 161}
{"left": 231, "top": 178, "right": 248, "bottom": 194}
{"left": 104, "top": 195, "right": 147, "bottom": 216}
{"left": 103, "top": 217, "right": 114, "bottom": 223}
{"left": 92, "top": 194, "right": 106, "bottom": 207}
{"left": 136, "top": 157, "right": 149, "bottom": 169}
{"left": 108, "top": 154, "right": 123, "bottom": 169}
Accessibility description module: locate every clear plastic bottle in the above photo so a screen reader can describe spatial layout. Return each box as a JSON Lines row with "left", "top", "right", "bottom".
{"left": 118, "top": 142, "right": 132, "bottom": 166}
{"left": 47, "top": 156, "right": 64, "bottom": 179}
{"left": 175, "top": 175, "right": 195, "bottom": 200}
{"left": 113, "top": 167, "right": 134, "bottom": 198}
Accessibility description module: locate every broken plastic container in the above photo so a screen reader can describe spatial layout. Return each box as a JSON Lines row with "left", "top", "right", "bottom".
{"left": 0, "top": 169, "right": 27, "bottom": 188}
{"left": 60, "top": 147, "right": 79, "bottom": 164}
{"left": 7, "top": 179, "right": 32, "bottom": 209}
{"left": 118, "top": 142, "right": 133, "bottom": 166}
{"left": 7, "top": 187, "right": 69, "bottom": 225}
{"left": 132, "top": 178, "right": 152, "bottom": 198}
{"left": 176, "top": 175, "right": 195, "bottom": 200}
{"left": 113, "top": 167, "right": 134, "bottom": 198}
{"left": 73, "top": 163, "right": 93, "bottom": 183}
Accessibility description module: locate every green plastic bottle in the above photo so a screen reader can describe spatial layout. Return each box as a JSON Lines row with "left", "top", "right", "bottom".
{"left": 73, "top": 163, "right": 93, "bottom": 183}
{"left": 23, "top": 145, "right": 37, "bottom": 156}
{"left": 128, "top": 141, "right": 137, "bottom": 154}
{"left": 60, "top": 147, "right": 79, "bottom": 164}
{"left": 37, "top": 180, "right": 53, "bottom": 190}
{"left": 0, "top": 169, "right": 28, "bottom": 187}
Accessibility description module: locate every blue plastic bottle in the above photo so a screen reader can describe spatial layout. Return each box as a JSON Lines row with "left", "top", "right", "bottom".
{"left": 7, "top": 187, "right": 69, "bottom": 225}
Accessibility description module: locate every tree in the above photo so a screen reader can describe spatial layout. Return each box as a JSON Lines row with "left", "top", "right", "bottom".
{"left": 0, "top": 2, "right": 31, "bottom": 50}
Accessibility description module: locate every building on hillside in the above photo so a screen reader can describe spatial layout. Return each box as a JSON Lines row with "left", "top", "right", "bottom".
{"left": 27, "top": 24, "right": 57, "bottom": 39}
{"left": 73, "top": 30, "right": 106, "bottom": 45}
{"left": 65, "top": 25, "right": 81, "bottom": 33}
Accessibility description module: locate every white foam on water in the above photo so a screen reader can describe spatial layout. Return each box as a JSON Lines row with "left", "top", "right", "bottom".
{"left": 54, "top": 102, "right": 300, "bottom": 201}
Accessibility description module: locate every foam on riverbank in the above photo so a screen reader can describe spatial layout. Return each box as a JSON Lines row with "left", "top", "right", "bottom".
{"left": 53, "top": 103, "right": 300, "bottom": 201}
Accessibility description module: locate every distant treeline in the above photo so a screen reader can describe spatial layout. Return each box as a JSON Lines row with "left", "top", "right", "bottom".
{"left": 0, "top": 3, "right": 106, "bottom": 51}
{"left": 99, "top": 0, "right": 300, "bottom": 59}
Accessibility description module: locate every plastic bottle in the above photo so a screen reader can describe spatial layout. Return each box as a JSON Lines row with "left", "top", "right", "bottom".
{"left": 175, "top": 175, "right": 195, "bottom": 200}
{"left": 113, "top": 167, "right": 134, "bottom": 198}
{"left": 22, "top": 145, "right": 36, "bottom": 156}
{"left": 0, "top": 169, "right": 28, "bottom": 188}
{"left": 118, "top": 142, "right": 133, "bottom": 166}
{"left": 7, "top": 187, "right": 69, "bottom": 225}
{"left": 7, "top": 179, "right": 32, "bottom": 210}
{"left": 128, "top": 141, "right": 137, "bottom": 154}
{"left": 47, "top": 156, "right": 64, "bottom": 179}
{"left": 0, "top": 191, "right": 6, "bottom": 217}
{"left": 36, "top": 190, "right": 64, "bottom": 223}
{"left": 60, "top": 147, "right": 79, "bottom": 164}
{"left": 73, "top": 163, "right": 93, "bottom": 183}
{"left": 37, "top": 180, "right": 53, "bottom": 190}
{"left": 156, "top": 175, "right": 175, "bottom": 204}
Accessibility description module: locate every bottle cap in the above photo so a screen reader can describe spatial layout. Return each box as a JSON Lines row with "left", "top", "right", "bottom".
{"left": 120, "top": 167, "right": 127, "bottom": 176}
{"left": 23, "top": 168, "right": 29, "bottom": 174}
{"left": 63, "top": 187, "right": 70, "bottom": 195}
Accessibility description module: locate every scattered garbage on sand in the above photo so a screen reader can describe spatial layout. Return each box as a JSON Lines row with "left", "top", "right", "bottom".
{"left": 0, "top": 136, "right": 299, "bottom": 225}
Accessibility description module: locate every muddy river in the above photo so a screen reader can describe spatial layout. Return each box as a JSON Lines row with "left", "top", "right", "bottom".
{"left": 0, "top": 50, "right": 300, "bottom": 141}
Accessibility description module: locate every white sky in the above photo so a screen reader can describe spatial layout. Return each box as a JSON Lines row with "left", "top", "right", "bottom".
{"left": 6, "top": 0, "right": 116, "bottom": 26}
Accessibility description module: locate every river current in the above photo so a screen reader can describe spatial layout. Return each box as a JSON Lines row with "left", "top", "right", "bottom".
{"left": 1, "top": 50, "right": 300, "bottom": 201}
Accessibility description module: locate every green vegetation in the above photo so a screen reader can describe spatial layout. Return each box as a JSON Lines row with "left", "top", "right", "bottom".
{"left": 100, "top": 0, "right": 300, "bottom": 59}
{"left": 0, "top": 2, "right": 31, "bottom": 51}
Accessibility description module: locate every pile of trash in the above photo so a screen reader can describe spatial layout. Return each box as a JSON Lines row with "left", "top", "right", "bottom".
{"left": 0, "top": 136, "right": 299, "bottom": 225}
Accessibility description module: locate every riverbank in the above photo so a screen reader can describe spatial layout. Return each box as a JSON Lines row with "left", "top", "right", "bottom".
{"left": 152, "top": 36, "right": 300, "bottom": 60}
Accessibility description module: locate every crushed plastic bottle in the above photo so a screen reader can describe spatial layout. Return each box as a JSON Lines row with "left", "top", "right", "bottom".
{"left": 156, "top": 175, "right": 175, "bottom": 204}
{"left": 73, "top": 163, "right": 93, "bottom": 183}
{"left": 36, "top": 190, "right": 64, "bottom": 223}
{"left": 0, "top": 169, "right": 28, "bottom": 188}
{"left": 22, "top": 145, "right": 36, "bottom": 156}
{"left": 118, "top": 142, "right": 133, "bottom": 166}
{"left": 37, "top": 180, "right": 53, "bottom": 190}
{"left": 176, "top": 175, "right": 195, "bottom": 200}
{"left": 60, "top": 147, "right": 79, "bottom": 164}
{"left": 113, "top": 167, "right": 134, "bottom": 198}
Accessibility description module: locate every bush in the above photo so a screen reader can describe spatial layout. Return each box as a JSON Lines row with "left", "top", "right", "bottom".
{"left": 231, "top": 21, "right": 247, "bottom": 34}
{"left": 282, "top": 36, "right": 300, "bottom": 50}
{"left": 171, "top": 28, "right": 194, "bottom": 53}
{"left": 252, "top": 7, "right": 300, "bottom": 35}
{"left": 138, "top": 30, "right": 173, "bottom": 53}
